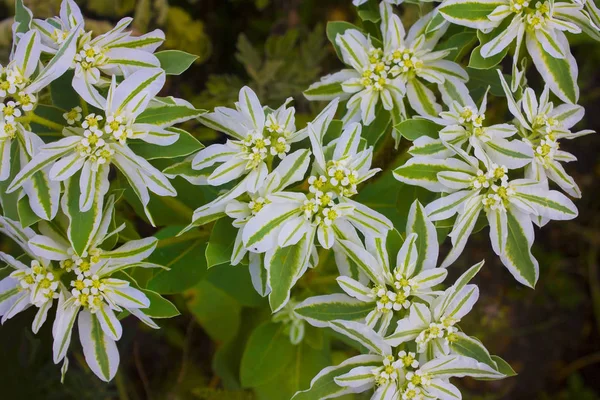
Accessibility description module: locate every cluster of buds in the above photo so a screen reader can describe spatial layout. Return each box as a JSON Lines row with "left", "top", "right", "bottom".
{"left": 415, "top": 316, "right": 459, "bottom": 353}
{"left": 10, "top": 261, "right": 60, "bottom": 307}
{"left": 361, "top": 48, "right": 391, "bottom": 91}
{"left": 70, "top": 273, "right": 107, "bottom": 313}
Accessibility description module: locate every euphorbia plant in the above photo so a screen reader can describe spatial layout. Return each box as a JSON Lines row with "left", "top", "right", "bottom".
{"left": 0, "top": 0, "right": 597, "bottom": 398}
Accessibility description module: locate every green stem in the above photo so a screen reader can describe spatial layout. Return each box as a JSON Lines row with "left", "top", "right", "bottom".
{"left": 115, "top": 371, "right": 130, "bottom": 400}
{"left": 80, "top": 97, "right": 89, "bottom": 116}
{"left": 157, "top": 229, "right": 209, "bottom": 248}
{"left": 29, "top": 114, "right": 64, "bottom": 132}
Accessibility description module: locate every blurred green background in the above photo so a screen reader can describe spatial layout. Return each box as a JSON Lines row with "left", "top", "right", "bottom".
{"left": 0, "top": 0, "right": 600, "bottom": 399}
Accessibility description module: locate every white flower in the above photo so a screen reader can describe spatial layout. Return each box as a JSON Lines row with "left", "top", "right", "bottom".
{"left": 439, "top": 0, "right": 595, "bottom": 103}
{"left": 302, "top": 319, "right": 504, "bottom": 399}
{"left": 32, "top": 0, "right": 165, "bottom": 110}
{"left": 419, "top": 80, "right": 533, "bottom": 169}
{"left": 0, "top": 217, "right": 59, "bottom": 334}
{"left": 306, "top": 3, "right": 466, "bottom": 132}
{"left": 498, "top": 73, "right": 594, "bottom": 198}
{"left": 192, "top": 89, "right": 306, "bottom": 194}
{"left": 63, "top": 106, "right": 83, "bottom": 125}
{"left": 242, "top": 101, "right": 392, "bottom": 255}
{"left": 296, "top": 201, "right": 446, "bottom": 336}
{"left": 6, "top": 69, "right": 185, "bottom": 222}
{"left": 396, "top": 154, "right": 578, "bottom": 286}
{"left": 0, "top": 28, "right": 77, "bottom": 220}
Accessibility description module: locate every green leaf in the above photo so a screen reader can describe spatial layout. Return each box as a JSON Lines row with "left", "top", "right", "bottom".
{"left": 0, "top": 143, "right": 21, "bottom": 220}
{"left": 155, "top": 50, "right": 199, "bottom": 75}
{"left": 395, "top": 118, "right": 442, "bottom": 141}
{"left": 268, "top": 237, "right": 310, "bottom": 312}
{"left": 291, "top": 355, "right": 380, "bottom": 400}
{"left": 187, "top": 280, "right": 241, "bottom": 343}
{"left": 501, "top": 210, "right": 539, "bottom": 288}
{"left": 63, "top": 171, "right": 104, "bottom": 256}
{"left": 466, "top": 67, "right": 506, "bottom": 99}
{"left": 491, "top": 355, "right": 517, "bottom": 377}
{"left": 14, "top": 0, "right": 32, "bottom": 35}
{"left": 357, "top": 0, "right": 380, "bottom": 22}
{"left": 207, "top": 264, "right": 264, "bottom": 308}
{"left": 450, "top": 333, "right": 496, "bottom": 369}
{"left": 326, "top": 21, "right": 364, "bottom": 61}
{"left": 146, "top": 226, "right": 208, "bottom": 294}
{"left": 17, "top": 196, "right": 40, "bottom": 227}
{"left": 256, "top": 341, "right": 331, "bottom": 400}
{"left": 436, "top": 32, "right": 478, "bottom": 62}
{"left": 323, "top": 119, "right": 344, "bottom": 143}
{"left": 468, "top": 21, "right": 511, "bottom": 70}
{"left": 527, "top": 35, "right": 578, "bottom": 103}
{"left": 135, "top": 104, "right": 206, "bottom": 126}
{"left": 206, "top": 218, "right": 238, "bottom": 268}
{"left": 294, "top": 295, "right": 373, "bottom": 326}
{"left": 129, "top": 128, "right": 203, "bottom": 160}
{"left": 439, "top": 1, "right": 504, "bottom": 26}
{"left": 140, "top": 289, "right": 180, "bottom": 318}
{"left": 241, "top": 322, "right": 295, "bottom": 388}
{"left": 361, "top": 105, "right": 391, "bottom": 147}
{"left": 50, "top": 70, "right": 81, "bottom": 111}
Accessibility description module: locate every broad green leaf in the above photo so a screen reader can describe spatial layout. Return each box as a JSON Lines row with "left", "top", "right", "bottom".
{"left": 526, "top": 35, "right": 579, "bottom": 103}
{"left": 501, "top": 210, "right": 539, "bottom": 287}
{"left": 323, "top": 119, "right": 344, "bottom": 143}
{"left": 439, "top": 1, "right": 504, "bottom": 29}
{"left": 357, "top": 0, "right": 380, "bottom": 23}
{"left": 437, "top": 32, "right": 478, "bottom": 62}
{"left": 450, "top": 333, "right": 496, "bottom": 369}
{"left": 240, "top": 322, "right": 295, "bottom": 388}
{"left": 207, "top": 264, "right": 264, "bottom": 308}
{"left": 407, "top": 200, "right": 438, "bottom": 273}
{"left": 291, "top": 355, "right": 381, "bottom": 400}
{"left": 135, "top": 104, "right": 206, "bottom": 127}
{"left": 326, "top": 21, "right": 365, "bottom": 61}
{"left": 155, "top": 50, "right": 198, "bottom": 75}
{"left": 205, "top": 218, "right": 239, "bottom": 268}
{"left": 146, "top": 226, "right": 208, "bottom": 294}
{"left": 255, "top": 341, "right": 331, "bottom": 400}
{"left": 17, "top": 196, "right": 40, "bottom": 227}
{"left": 50, "top": 70, "right": 81, "bottom": 111}
{"left": 129, "top": 128, "right": 203, "bottom": 160}
{"left": 295, "top": 294, "right": 373, "bottom": 327}
{"left": 14, "top": 0, "right": 33, "bottom": 35}
{"left": 395, "top": 118, "right": 442, "bottom": 141}
{"left": 187, "top": 280, "right": 241, "bottom": 343}
{"left": 139, "top": 288, "right": 180, "bottom": 318}
{"left": 267, "top": 237, "right": 310, "bottom": 312}
{"left": 63, "top": 171, "right": 104, "bottom": 256}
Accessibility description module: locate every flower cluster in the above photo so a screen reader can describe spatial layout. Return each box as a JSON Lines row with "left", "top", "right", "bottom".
{"left": 175, "top": 93, "right": 392, "bottom": 310}
{"left": 0, "top": 0, "right": 195, "bottom": 383}
{"left": 0, "top": 0, "right": 596, "bottom": 395}
{"left": 0, "top": 198, "right": 168, "bottom": 382}
{"left": 305, "top": 3, "right": 467, "bottom": 143}
{"left": 294, "top": 210, "right": 507, "bottom": 399}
